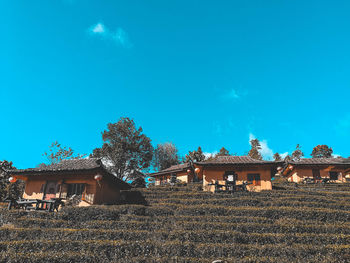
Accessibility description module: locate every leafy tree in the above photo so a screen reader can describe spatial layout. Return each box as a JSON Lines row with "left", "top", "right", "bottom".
{"left": 43, "top": 141, "right": 86, "bottom": 164}
{"left": 153, "top": 142, "right": 179, "bottom": 171}
{"left": 185, "top": 146, "right": 206, "bottom": 163}
{"left": 215, "top": 147, "right": 230, "bottom": 157}
{"left": 248, "top": 139, "right": 263, "bottom": 160}
{"left": 91, "top": 117, "right": 153, "bottom": 181}
{"left": 292, "top": 144, "right": 304, "bottom": 161}
{"left": 311, "top": 145, "right": 333, "bottom": 158}
{"left": 273, "top": 153, "right": 282, "bottom": 161}
{"left": 0, "top": 160, "right": 24, "bottom": 201}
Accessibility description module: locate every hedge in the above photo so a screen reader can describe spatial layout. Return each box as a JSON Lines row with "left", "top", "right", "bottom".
{"left": 2, "top": 227, "right": 350, "bottom": 245}
{"left": 10, "top": 217, "right": 350, "bottom": 236}
{"left": 2, "top": 182, "right": 350, "bottom": 262}
{"left": 1, "top": 240, "right": 350, "bottom": 261}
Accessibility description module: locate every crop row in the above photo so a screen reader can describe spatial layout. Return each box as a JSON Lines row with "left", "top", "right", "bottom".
{"left": 3, "top": 227, "right": 350, "bottom": 244}
{"left": 1, "top": 252, "right": 341, "bottom": 263}
{"left": 9, "top": 217, "right": 350, "bottom": 235}
{"left": 139, "top": 190, "right": 350, "bottom": 200}
{"left": 2, "top": 204, "right": 350, "bottom": 223}
{"left": 147, "top": 203, "right": 350, "bottom": 221}
{"left": 0, "top": 252, "right": 229, "bottom": 263}
{"left": 146, "top": 194, "right": 350, "bottom": 203}
{"left": 12, "top": 215, "right": 276, "bottom": 228}
{"left": 1, "top": 239, "right": 350, "bottom": 261}
{"left": 146, "top": 199, "right": 350, "bottom": 210}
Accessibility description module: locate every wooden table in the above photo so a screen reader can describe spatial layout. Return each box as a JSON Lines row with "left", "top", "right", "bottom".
{"left": 6, "top": 199, "right": 37, "bottom": 210}
{"left": 35, "top": 199, "right": 56, "bottom": 212}
{"left": 6, "top": 198, "right": 62, "bottom": 212}
{"left": 207, "top": 181, "right": 251, "bottom": 193}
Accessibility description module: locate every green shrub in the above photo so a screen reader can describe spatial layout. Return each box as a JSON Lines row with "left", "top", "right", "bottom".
{"left": 2, "top": 182, "right": 350, "bottom": 262}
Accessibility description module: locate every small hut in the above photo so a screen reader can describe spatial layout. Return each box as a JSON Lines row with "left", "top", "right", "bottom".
{"left": 280, "top": 158, "right": 350, "bottom": 183}
{"left": 150, "top": 156, "right": 278, "bottom": 192}
{"left": 7, "top": 158, "right": 131, "bottom": 206}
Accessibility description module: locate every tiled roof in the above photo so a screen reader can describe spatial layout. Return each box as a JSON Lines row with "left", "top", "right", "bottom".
{"left": 149, "top": 156, "right": 276, "bottom": 177}
{"left": 149, "top": 163, "right": 190, "bottom": 177}
{"left": 7, "top": 158, "right": 131, "bottom": 189}
{"left": 161, "top": 163, "right": 190, "bottom": 172}
{"left": 197, "top": 156, "right": 274, "bottom": 165}
{"left": 8, "top": 158, "right": 103, "bottom": 173}
{"left": 287, "top": 158, "right": 349, "bottom": 165}
{"left": 342, "top": 158, "right": 350, "bottom": 164}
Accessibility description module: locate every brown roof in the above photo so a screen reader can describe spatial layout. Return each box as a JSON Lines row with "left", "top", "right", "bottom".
{"left": 149, "top": 156, "right": 277, "bottom": 177}
{"left": 197, "top": 156, "right": 275, "bottom": 165}
{"left": 8, "top": 158, "right": 131, "bottom": 190}
{"left": 342, "top": 158, "right": 350, "bottom": 164}
{"left": 281, "top": 157, "right": 350, "bottom": 175}
{"left": 149, "top": 163, "right": 190, "bottom": 177}
{"left": 287, "top": 158, "right": 349, "bottom": 165}
{"left": 9, "top": 158, "right": 103, "bottom": 174}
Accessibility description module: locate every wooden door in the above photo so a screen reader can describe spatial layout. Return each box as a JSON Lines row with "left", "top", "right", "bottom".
{"left": 312, "top": 169, "right": 321, "bottom": 182}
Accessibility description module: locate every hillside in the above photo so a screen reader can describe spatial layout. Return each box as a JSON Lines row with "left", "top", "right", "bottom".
{"left": 1, "top": 182, "right": 350, "bottom": 262}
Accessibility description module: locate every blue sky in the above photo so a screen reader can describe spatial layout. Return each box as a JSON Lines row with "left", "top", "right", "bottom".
{"left": 1, "top": 0, "right": 350, "bottom": 168}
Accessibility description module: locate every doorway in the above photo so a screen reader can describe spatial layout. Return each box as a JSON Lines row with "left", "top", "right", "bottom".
{"left": 43, "top": 181, "right": 58, "bottom": 200}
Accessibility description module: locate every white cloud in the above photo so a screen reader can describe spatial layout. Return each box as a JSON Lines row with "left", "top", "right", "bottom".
{"left": 249, "top": 133, "right": 274, "bottom": 160}
{"left": 260, "top": 140, "right": 274, "bottom": 160}
{"left": 91, "top": 23, "right": 106, "bottom": 34}
{"left": 88, "top": 22, "right": 132, "bottom": 48}
{"left": 280, "top": 152, "right": 289, "bottom": 159}
{"left": 204, "top": 151, "right": 218, "bottom": 159}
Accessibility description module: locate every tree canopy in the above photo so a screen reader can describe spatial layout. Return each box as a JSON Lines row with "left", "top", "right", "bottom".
{"left": 42, "top": 141, "right": 86, "bottom": 165}
{"left": 91, "top": 117, "right": 153, "bottom": 181}
{"left": 153, "top": 142, "right": 179, "bottom": 171}
{"left": 0, "top": 160, "right": 24, "bottom": 201}
{"left": 273, "top": 153, "right": 282, "bottom": 161}
{"left": 248, "top": 139, "right": 263, "bottom": 160}
{"left": 215, "top": 147, "right": 230, "bottom": 157}
{"left": 292, "top": 144, "right": 304, "bottom": 161}
{"left": 311, "top": 145, "right": 333, "bottom": 158}
{"left": 184, "top": 146, "right": 206, "bottom": 163}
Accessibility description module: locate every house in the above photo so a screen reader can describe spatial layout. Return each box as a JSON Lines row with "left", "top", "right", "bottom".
{"left": 150, "top": 156, "right": 278, "bottom": 192}
{"left": 7, "top": 158, "right": 131, "bottom": 206}
{"left": 197, "top": 156, "right": 277, "bottom": 192}
{"left": 150, "top": 163, "right": 193, "bottom": 185}
{"left": 280, "top": 158, "right": 350, "bottom": 183}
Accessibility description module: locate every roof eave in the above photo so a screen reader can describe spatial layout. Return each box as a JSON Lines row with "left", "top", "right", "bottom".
{"left": 7, "top": 167, "right": 102, "bottom": 176}
{"left": 195, "top": 162, "right": 276, "bottom": 166}
{"left": 148, "top": 168, "right": 186, "bottom": 177}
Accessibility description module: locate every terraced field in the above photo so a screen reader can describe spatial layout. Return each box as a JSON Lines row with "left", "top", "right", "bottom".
{"left": 1, "top": 183, "right": 350, "bottom": 262}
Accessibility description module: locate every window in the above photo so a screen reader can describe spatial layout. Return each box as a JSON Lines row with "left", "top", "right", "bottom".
{"left": 329, "top": 172, "right": 339, "bottom": 180}
{"left": 224, "top": 171, "right": 236, "bottom": 182}
{"left": 247, "top": 174, "right": 261, "bottom": 186}
{"left": 67, "top": 184, "right": 85, "bottom": 197}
